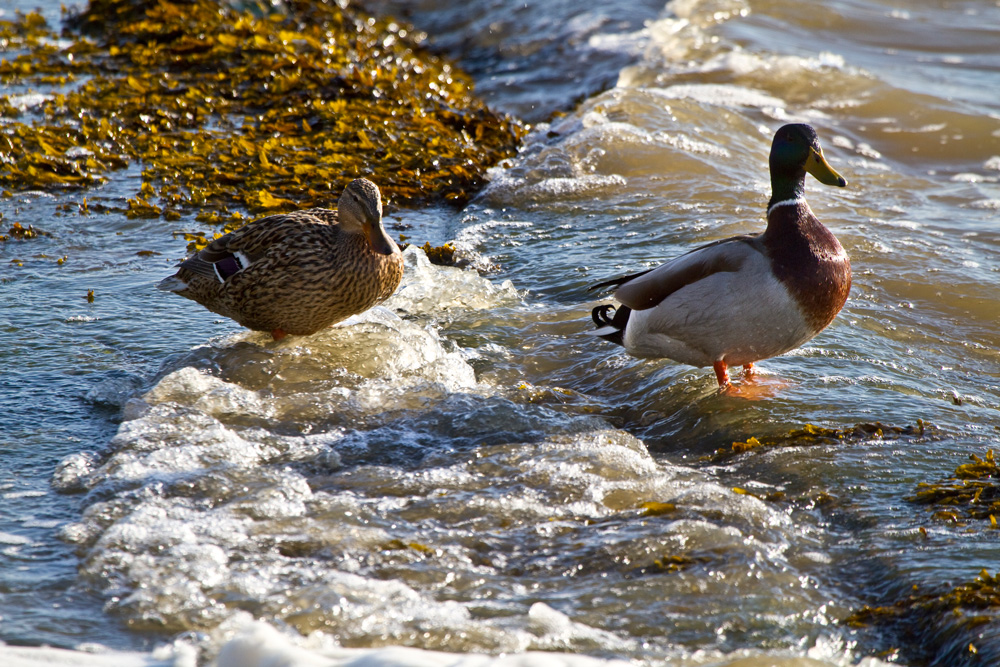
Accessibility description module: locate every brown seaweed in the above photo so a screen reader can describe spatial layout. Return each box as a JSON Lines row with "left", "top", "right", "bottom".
{"left": 907, "top": 449, "right": 1000, "bottom": 526}
{"left": 0, "top": 0, "right": 523, "bottom": 231}
{"left": 702, "top": 421, "right": 929, "bottom": 464}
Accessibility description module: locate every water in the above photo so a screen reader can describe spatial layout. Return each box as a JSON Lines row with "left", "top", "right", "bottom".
{"left": 2, "top": 0, "right": 1000, "bottom": 665}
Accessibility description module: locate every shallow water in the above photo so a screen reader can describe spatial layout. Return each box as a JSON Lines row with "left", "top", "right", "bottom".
{"left": 2, "top": 0, "right": 1000, "bottom": 666}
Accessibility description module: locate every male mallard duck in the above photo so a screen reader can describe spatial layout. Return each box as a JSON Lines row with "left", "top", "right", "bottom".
{"left": 589, "top": 123, "right": 850, "bottom": 390}
{"left": 158, "top": 177, "right": 403, "bottom": 340}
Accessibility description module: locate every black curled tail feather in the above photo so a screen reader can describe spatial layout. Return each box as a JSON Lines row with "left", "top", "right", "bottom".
{"left": 591, "top": 304, "right": 631, "bottom": 347}
{"left": 591, "top": 304, "right": 616, "bottom": 328}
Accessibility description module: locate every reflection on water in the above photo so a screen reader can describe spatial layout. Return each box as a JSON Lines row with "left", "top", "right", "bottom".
{"left": 3, "top": 0, "right": 1000, "bottom": 665}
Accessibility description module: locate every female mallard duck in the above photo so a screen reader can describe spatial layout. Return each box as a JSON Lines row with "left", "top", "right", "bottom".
{"left": 158, "top": 177, "right": 403, "bottom": 341}
{"left": 590, "top": 123, "right": 850, "bottom": 390}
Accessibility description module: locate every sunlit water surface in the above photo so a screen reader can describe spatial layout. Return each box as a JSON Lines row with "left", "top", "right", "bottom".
{"left": 2, "top": 0, "right": 1000, "bottom": 666}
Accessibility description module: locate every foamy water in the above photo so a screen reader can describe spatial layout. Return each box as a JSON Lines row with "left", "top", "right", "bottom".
{"left": 3, "top": 0, "right": 1000, "bottom": 665}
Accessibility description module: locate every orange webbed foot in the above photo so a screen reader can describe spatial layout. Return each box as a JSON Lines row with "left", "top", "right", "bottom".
{"left": 713, "top": 360, "right": 734, "bottom": 392}
{"left": 271, "top": 328, "right": 288, "bottom": 341}
{"left": 713, "top": 361, "right": 790, "bottom": 399}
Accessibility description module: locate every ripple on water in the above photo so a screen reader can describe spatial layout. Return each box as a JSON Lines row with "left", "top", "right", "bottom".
{"left": 12, "top": 0, "right": 999, "bottom": 662}
{"left": 48, "top": 249, "right": 864, "bottom": 663}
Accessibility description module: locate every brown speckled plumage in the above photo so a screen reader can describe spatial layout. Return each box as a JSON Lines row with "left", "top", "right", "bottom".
{"left": 159, "top": 178, "right": 403, "bottom": 338}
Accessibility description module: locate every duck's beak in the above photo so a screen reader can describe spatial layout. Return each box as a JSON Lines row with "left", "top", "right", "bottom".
{"left": 805, "top": 147, "right": 847, "bottom": 187}
{"left": 365, "top": 219, "right": 397, "bottom": 256}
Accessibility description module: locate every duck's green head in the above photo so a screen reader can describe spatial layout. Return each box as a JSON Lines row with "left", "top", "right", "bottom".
{"left": 769, "top": 124, "right": 846, "bottom": 201}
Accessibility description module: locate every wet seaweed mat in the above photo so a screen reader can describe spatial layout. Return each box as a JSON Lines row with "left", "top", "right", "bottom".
{"left": 702, "top": 421, "right": 930, "bottom": 464}
{"left": 846, "top": 569, "right": 1000, "bottom": 663}
{"left": 908, "top": 449, "right": 1000, "bottom": 526}
{"left": 0, "top": 0, "right": 523, "bottom": 232}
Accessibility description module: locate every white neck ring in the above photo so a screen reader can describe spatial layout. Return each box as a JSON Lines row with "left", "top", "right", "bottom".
{"left": 767, "top": 197, "right": 805, "bottom": 217}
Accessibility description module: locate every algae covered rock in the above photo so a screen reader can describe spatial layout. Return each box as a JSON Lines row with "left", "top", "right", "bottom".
{"left": 0, "top": 0, "right": 523, "bottom": 224}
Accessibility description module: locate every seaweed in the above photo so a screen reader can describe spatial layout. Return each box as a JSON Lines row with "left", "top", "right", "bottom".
{"left": 640, "top": 501, "right": 676, "bottom": 516}
{"left": 0, "top": 10, "right": 53, "bottom": 51}
{"left": 396, "top": 240, "right": 465, "bottom": 267}
{"left": 907, "top": 449, "right": 1000, "bottom": 526}
{"left": 629, "top": 553, "right": 707, "bottom": 576}
{"left": 846, "top": 569, "right": 1000, "bottom": 662}
{"left": 845, "top": 452, "right": 1000, "bottom": 662}
{"left": 731, "top": 486, "right": 789, "bottom": 503}
{"left": 418, "top": 241, "right": 458, "bottom": 266}
{"left": 0, "top": 221, "right": 50, "bottom": 242}
{"left": 0, "top": 0, "right": 523, "bottom": 228}
{"left": 702, "top": 421, "right": 929, "bottom": 464}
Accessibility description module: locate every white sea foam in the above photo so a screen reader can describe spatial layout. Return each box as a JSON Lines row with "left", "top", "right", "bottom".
{"left": 2, "top": 490, "right": 47, "bottom": 499}
{"left": 702, "top": 49, "right": 847, "bottom": 77}
{"left": 969, "top": 199, "right": 1000, "bottom": 210}
{"left": 0, "top": 644, "right": 183, "bottom": 667}
{"left": 648, "top": 83, "right": 786, "bottom": 110}
{"left": 47, "top": 247, "right": 883, "bottom": 665}
{"left": 651, "top": 131, "right": 733, "bottom": 157}
{"left": 385, "top": 246, "right": 521, "bottom": 317}
{"left": 54, "top": 367, "right": 833, "bottom": 658}
{"left": 482, "top": 169, "right": 629, "bottom": 205}
{"left": 0, "top": 622, "right": 896, "bottom": 667}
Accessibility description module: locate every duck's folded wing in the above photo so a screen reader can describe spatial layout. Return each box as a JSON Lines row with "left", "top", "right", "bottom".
{"left": 588, "top": 267, "right": 654, "bottom": 293}
{"left": 612, "top": 236, "right": 756, "bottom": 310}
{"left": 178, "top": 213, "right": 318, "bottom": 282}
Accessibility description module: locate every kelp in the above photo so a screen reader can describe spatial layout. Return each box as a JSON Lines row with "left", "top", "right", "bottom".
{"left": 418, "top": 241, "right": 458, "bottom": 267}
{"left": 630, "top": 554, "right": 707, "bottom": 576}
{"left": 396, "top": 239, "right": 463, "bottom": 267}
{"left": 846, "top": 569, "right": 1000, "bottom": 662}
{"left": 640, "top": 501, "right": 676, "bottom": 516}
{"left": 907, "top": 449, "right": 1000, "bottom": 526}
{"left": 703, "top": 421, "right": 929, "bottom": 464}
{"left": 847, "top": 569, "right": 1000, "bottom": 626}
{"left": 0, "top": 221, "right": 50, "bottom": 242}
{"left": 0, "top": 0, "right": 523, "bottom": 227}
{"left": 731, "top": 486, "right": 789, "bottom": 503}
{"left": 845, "top": 452, "right": 1000, "bottom": 662}
{"left": 0, "top": 10, "right": 52, "bottom": 50}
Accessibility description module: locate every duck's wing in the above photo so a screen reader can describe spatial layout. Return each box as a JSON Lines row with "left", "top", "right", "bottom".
{"left": 600, "top": 235, "right": 758, "bottom": 311}
{"left": 178, "top": 209, "right": 338, "bottom": 282}
{"left": 588, "top": 267, "right": 655, "bottom": 292}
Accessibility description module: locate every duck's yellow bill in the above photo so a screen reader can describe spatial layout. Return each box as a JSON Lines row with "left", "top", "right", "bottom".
{"left": 805, "top": 148, "right": 847, "bottom": 187}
